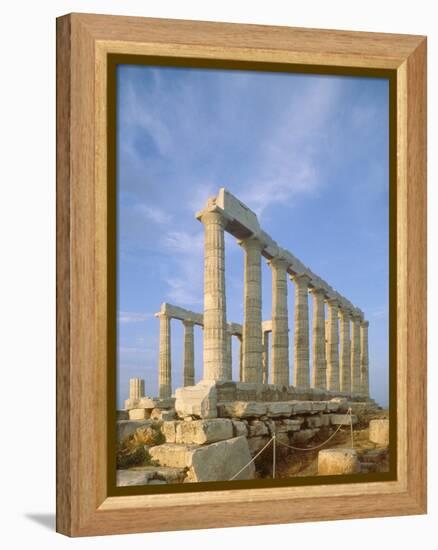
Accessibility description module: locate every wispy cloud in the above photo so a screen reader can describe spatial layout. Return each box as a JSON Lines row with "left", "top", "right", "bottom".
{"left": 117, "top": 311, "right": 153, "bottom": 324}
{"left": 135, "top": 203, "right": 172, "bottom": 224}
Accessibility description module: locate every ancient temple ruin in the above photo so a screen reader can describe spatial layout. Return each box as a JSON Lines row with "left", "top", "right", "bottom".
{"left": 154, "top": 188, "right": 370, "bottom": 402}
{"left": 117, "top": 189, "right": 385, "bottom": 487}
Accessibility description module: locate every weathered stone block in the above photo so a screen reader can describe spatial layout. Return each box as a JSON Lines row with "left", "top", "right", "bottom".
{"left": 267, "top": 402, "right": 293, "bottom": 417}
{"left": 320, "top": 414, "right": 331, "bottom": 427}
{"left": 149, "top": 443, "right": 194, "bottom": 468}
{"left": 311, "top": 402, "right": 327, "bottom": 413}
{"left": 151, "top": 408, "right": 176, "bottom": 421}
{"left": 116, "top": 466, "right": 186, "bottom": 486}
{"left": 128, "top": 408, "right": 150, "bottom": 420}
{"left": 176, "top": 419, "right": 233, "bottom": 445}
{"left": 248, "top": 420, "right": 269, "bottom": 437}
{"left": 175, "top": 381, "right": 217, "bottom": 419}
{"left": 318, "top": 448, "right": 360, "bottom": 475}
{"left": 331, "top": 413, "right": 358, "bottom": 426}
{"left": 161, "top": 420, "right": 180, "bottom": 443}
{"left": 291, "top": 401, "right": 312, "bottom": 414}
{"left": 186, "top": 436, "right": 255, "bottom": 482}
{"left": 232, "top": 420, "right": 248, "bottom": 437}
{"left": 218, "top": 401, "right": 268, "bottom": 418}
{"left": 369, "top": 419, "right": 389, "bottom": 446}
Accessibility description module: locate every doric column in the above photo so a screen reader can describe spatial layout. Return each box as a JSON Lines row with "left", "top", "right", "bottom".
{"left": 129, "top": 378, "right": 145, "bottom": 400}
{"left": 351, "top": 312, "right": 362, "bottom": 395}
{"left": 262, "top": 330, "right": 270, "bottom": 384}
{"left": 240, "top": 236, "right": 264, "bottom": 383}
{"left": 269, "top": 257, "right": 290, "bottom": 386}
{"left": 311, "top": 288, "right": 327, "bottom": 389}
{"left": 292, "top": 273, "right": 311, "bottom": 389}
{"left": 226, "top": 325, "right": 233, "bottom": 381}
{"left": 339, "top": 308, "right": 352, "bottom": 393}
{"left": 197, "top": 207, "right": 228, "bottom": 380}
{"left": 157, "top": 312, "right": 171, "bottom": 399}
{"left": 183, "top": 320, "right": 195, "bottom": 386}
{"left": 360, "top": 320, "right": 370, "bottom": 398}
{"left": 237, "top": 334, "right": 243, "bottom": 381}
{"left": 326, "top": 298, "right": 340, "bottom": 392}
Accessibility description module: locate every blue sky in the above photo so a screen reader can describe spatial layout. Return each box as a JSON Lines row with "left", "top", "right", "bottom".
{"left": 116, "top": 64, "right": 389, "bottom": 408}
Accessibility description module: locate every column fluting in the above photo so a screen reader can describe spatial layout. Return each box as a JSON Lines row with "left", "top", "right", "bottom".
{"left": 351, "top": 312, "right": 362, "bottom": 395}
{"left": 326, "top": 298, "right": 340, "bottom": 392}
{"left": 292, "top": 273, "right": 311, "bottom": 389}
{"left": 157, "top": 312, "right": 172, "bottom": 399}
{"left": 360, "top": 320, "right": 370, "bottom": 398}
{"left": 339, "top": 308, "right": 352, "bottom": 393}
{"left": 183, "top": 320, "right": 195, "bottom": 386}
{"left": 269, "top": 257, "right": 290, "bottom": 386}
{"left": 311, "top": 288, "right": 327, "bottom": 389}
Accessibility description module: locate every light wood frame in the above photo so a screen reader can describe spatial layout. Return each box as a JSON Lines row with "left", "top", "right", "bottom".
{"left": 56, "top": 13, "right": 427, "bottom": 536}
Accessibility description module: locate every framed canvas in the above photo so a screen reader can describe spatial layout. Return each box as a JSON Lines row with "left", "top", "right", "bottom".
{"left": 56, "top": 13, "right": 427, "bottom": 536}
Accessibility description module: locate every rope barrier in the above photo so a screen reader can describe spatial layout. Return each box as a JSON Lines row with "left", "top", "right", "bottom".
{"left": 274, "top": 409, "right": 353, "bottom": 452}
{"left": 229, "top": 408, "right": 354, "bottom": 480}
{"left": 229, "top": 435, "right": 274, "bottom": 480}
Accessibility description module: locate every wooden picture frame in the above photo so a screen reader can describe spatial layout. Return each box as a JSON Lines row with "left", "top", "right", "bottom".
{"left": 56, "top": 13, "right": 427, "bottom": 536}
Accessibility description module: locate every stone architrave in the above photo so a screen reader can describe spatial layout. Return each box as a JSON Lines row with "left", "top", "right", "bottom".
{"left": 240, "top": 236, "right": 264, "bottom": 383}
{"left": 182, "top": 320, "right": 195, "bottom": 387}
{"left": 339, "top": 308, "right": 352, "bottom": 393}
{"left": 269, "top": 257, "right": 290, "bottom": 386}
{"left": 129, "top": 378, "right": 145, "bottom": 400}
{"left": 196, "top": 206, "right": 228, "bottom": 381}
{"left": 156, "top": 312, "right": 172, "bottom": 399}
{"left": 292, "top": 273, "right": 311, "bottom": 389}
{"left": 262, "top": 330, "right": 270, "bottom": 384}
{"left": 326, "top": 298, "right": 340, "bottom": 392}
{"left": 360, "top": 320, "right": 370, "bottom": 398}
{"left": 311, "top": 288, "right": 327, "bottom": 389}
{"left": 351, "top": 312, "right": 362, "bottom": 395}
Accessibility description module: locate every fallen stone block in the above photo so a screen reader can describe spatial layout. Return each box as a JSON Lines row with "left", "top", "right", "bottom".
{"left": 318, "top": 448, "right": 360, "bottom": 475}
{"left": 176, "top": 418, "right": 233, "bottom": 445}
{"left": 175, "top": 381, "right": 217, "bottom": 419}
{"left": 369, "top": 419, "right": 389, "bottom": 446}
{"left": 150, "top": 408, "right": 176, "bottom": 421}
{"left": 161, "top": 420, "right": 179, "bottom": 443}
{"left": 186, "top": 436, "right": 255, "bottom": 482}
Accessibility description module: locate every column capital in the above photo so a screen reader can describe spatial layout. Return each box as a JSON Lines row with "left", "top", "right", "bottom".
{"left": 338, "top": 306, "right": 353, "bottom": 319}
{"left": 310, "top": 286, "right": 326, "bottom": 297}
{"left": 326, "top": 297, "right": 340, "bottom": 308}
{"left": 238, "top": 234, "right": 265, "bottom": 251}
{"left": 155, "top": 311, "right": 169, "bottom": 320}
{"left": 361, "top": 319, "right": 370, "bottom": 328}
{"left": 351, "top": 310, "right": 363, "bottom": 322}
{"left": 268, "top": 255, "right": 289, "bottom": 270}
{"left": 182, "top": 319, "right": 195, "bottom": 328}
{"left": 291, "top": 272, "right": 312, "bottom": 286}
{"left": 195, "top": 203, "right": 229, "bottom": 227}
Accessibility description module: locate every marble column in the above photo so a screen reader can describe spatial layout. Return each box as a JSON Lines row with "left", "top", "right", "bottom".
{"left": 129, "top": 378, "right": 145, "bottom": 400}
{"left": 198, "top": 208, "right": 228, "bottom": 380}
{"left": 311, "top": 288, "right": 327, "bottom": 389}
{"left": 326, "top": 298, "right": 340, "bottom": 392}
{"left": 269, "top": 257, "right": 290, "bottom": 386}
{"left": 339, "top": 308, "right": 352, "bottom": 393}
{"left": 240, "top": 237, "right": 264, "bottom": 383}
{"left": 237, "top": 334, "right": 243, "bottom": 381}
{"left": 360, "top": 320, "right": 370, "bottom": 398}
{"left": 226, "top": 325, "right": 233, "bottom": 381}
{"left": 292, "top": 274, "right": 311, "bottom": 389}
{"left": 183, "top": 320, "right": 195, "bottom": 387}
{"left": 351, "top": 312, "right": 362, "bottom": 395}
{"left": 262, "top": 330, "right": 270, "bottom": 384}
{"left": 157, "top": 312, "right": 172, "bottom": 399}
